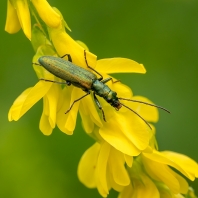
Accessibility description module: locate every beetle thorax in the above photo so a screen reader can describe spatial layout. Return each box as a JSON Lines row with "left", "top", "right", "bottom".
{"left": 92, "top": 80, "right": 122, "bottom": 110}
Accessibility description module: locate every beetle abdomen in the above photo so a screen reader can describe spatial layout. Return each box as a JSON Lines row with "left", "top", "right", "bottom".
{"left": 38, "top": 56, "right": 97, "bottom": 90}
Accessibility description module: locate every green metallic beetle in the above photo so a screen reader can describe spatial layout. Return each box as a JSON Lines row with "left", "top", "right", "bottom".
{"left": 36, "top": 50, "right": 170, "bottom": 129}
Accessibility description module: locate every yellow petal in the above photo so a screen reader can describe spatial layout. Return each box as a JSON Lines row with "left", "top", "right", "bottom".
{"left": 80, "top": 108, "right": 95, "bottom": 133}
{"left": 171, "top": 170, "right": 188, "bottom": 194}
{"left": 13, "top": 0, "right": 31, "bottom": 40}
{"left": 65, "top": 87, "right": 82, "bottom": 132}
{"left": 124, "top": 96, "right": 159, "bottom": 123}
{"left": 96, "top": 142, "right": 110, "bottom": 197}
{"left": 39, "top": 107, "right": 53, "bottom": 135}
{"left": 77, "top": 143, "right": 100, "bottom": 188}
{"left": 31, "top": 0, "right": 61, "bottom": 28}
{"left": 99, "top": 116, "right": 142, "bottom": 156}
{"left": 8, "top": 81, "right": 52, "bottom": 121}
{"left": 119, "top": 112, "right": 150, "bottom": 150}
{"left": 45, "top": 84, "right": 60, "bottom": 127}
{"left": 142, "top": 153, "right": 182, "bottom": 194}
{"left": 39, "top": 84, "right": 61, "bottom": 135}
{"left": 108, "top": 171, "right": 124, "bottom": 192}
{"left": 134, "top": 174, "right": 160, "bottom": 198}
{"left": 80, "top": 95, "right": 103, "bottom": 133}
{"left": 118, "top": 184, "right": 133, "bottom": 198}
{"left": 5, "top": 0, "right": 21, "bottom": 34}
{"left": 108, "top": 148, "right": 130, "bottom": 186}
{"left": 56, "top": 86, "right": 77, "bottom": 135}
{"left": 144, "top": 150, "right": 198, "bottom": 181}
{"left": 162, "top": 151, "right": 198, "bottom": 180}
{"left": 95, "top": 58, "right": 146, "bottom": 74}
{"left": 124, "top": 154, "right": 133, "bottom": 167}
{"left": 48, "top": 19, "right": 97, "bottom": 69}
{"left": 157, "top": 183, "right": 173, "bottom": 198}
{"left": 174, "top": 194, "right": 185, "bottom": 198}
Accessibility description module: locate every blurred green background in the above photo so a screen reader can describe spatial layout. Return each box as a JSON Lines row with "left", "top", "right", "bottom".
{"left": 0, "top": 0, "right": 198, "bottom": 197}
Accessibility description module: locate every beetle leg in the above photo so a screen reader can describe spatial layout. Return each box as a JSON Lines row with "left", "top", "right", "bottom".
{"left": 101, "top": 78, "right": 120, "bottom": 84}
{"left": 65, "top": 91, "right": 90, "bottom": 114}
{"left": 93, "top": 92, "right": 106, "bottom": 122}
{"left": 60, "top": 54, "right": 72, "bottom": 62}
{"left": 40, "top": 78, "right": 69, "bottom": 85}
{"left": 101, "top": 77, "right": 112, "bottom": 84}
{"left": 84, "top": 50, "right": 104, "bottom": 81}
{"left": 66, "top": 81, "right": 71, "bottom": 86}
{"left": 111, "top": 79, "right": 120, "bottom": 83}
{"left": 33, "top": 62, "right": 41, "bottom": 66}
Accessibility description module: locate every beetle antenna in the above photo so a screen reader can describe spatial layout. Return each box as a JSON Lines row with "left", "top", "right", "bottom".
{"left": 120, "top": 102, "right": 152, "bottom": 130}
{"left": 118, "top": 98, "right": 170, "bottom": 113}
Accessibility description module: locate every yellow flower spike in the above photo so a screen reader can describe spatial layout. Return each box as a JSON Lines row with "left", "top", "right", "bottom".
{"left": 5, "top": 0, "right": 21, "bottom": 34}
{"left": 39, "top": 83, "right": 61, "bottom": 135}
{"left": 108, "top": 147, "right": 130, "bottom": 186}
{"left": 8, "top": 80, "right": 52, "bottom": 121}
{"left": 10, "top": 0, "right": 31, "bottom": 40}
{"left": 31, "top": 0, "right": 61, "bottom": 28}
{"left": 47, "top": 9, "right": 97, "bottom": 68}
{"left": 95, "top": 58, "right": 146, "bottom": 74}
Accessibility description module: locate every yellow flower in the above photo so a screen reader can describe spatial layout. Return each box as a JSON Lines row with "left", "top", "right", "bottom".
{"left": 9, "top": 8, "right": 157, "bottom": 145}
{"left": 5, "top": 0, "right": 61, "bottom": 40}
{"left": 31, "top": 0, "right": 61, "bottom": 28}
{"left": 118, "top": 150, "right": 198, "bottom": 198}
{"left": 77, "top": 96, "right": 158, "bottom": 197}
{"left": 5, "top": 0, "right": 31, "bottom": 39}
{"left": 186, "top": 187, "right": 198, "bottom": 198}
{"left": 78, "top": 142, "right": 131, "bottom": 197}
{"left": 141, "top": 149, "right": 198, "bottom": 196}
{"left": 97, "top": 95, "right": 158, "bottom": 156}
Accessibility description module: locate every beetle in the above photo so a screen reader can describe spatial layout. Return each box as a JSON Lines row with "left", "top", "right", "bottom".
{"left": 35, "top": 50, "right": 170, "bottom": 129}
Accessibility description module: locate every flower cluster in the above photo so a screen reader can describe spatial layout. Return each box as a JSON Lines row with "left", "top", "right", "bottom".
{"left": 5, "top": 0, "right": 198, "bottom": 197}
